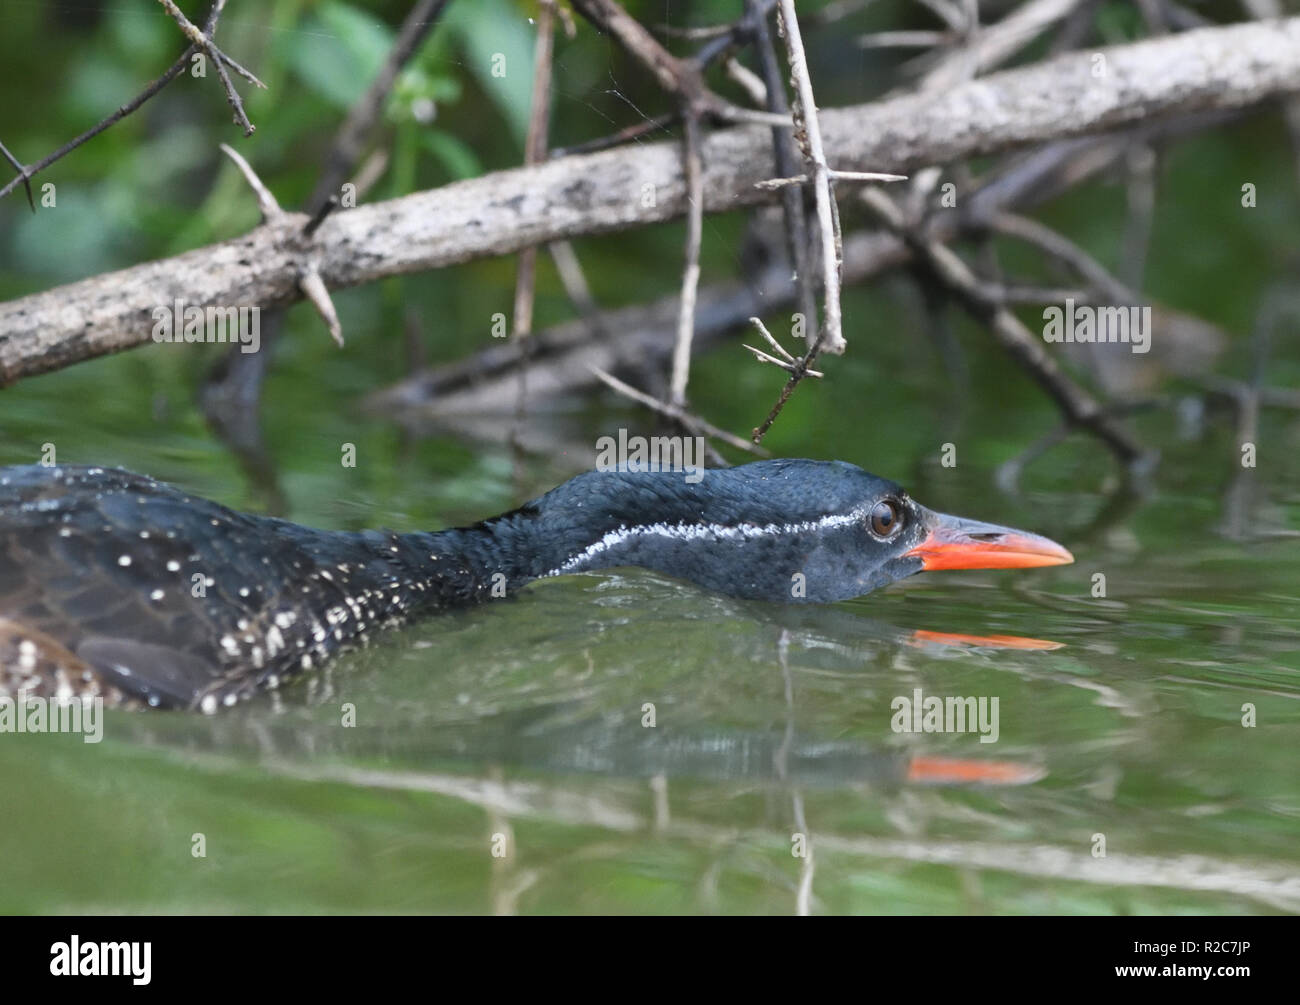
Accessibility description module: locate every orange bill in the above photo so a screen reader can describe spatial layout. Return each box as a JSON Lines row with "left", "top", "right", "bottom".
{"left": 907, "top": 755, "right": 1046, "bottom": 786}
{"left": 904, "top": 510, "right": 1074, "bottom": 571}
{"left": 908, "top": 629, "right": 1064, "bottom": 651}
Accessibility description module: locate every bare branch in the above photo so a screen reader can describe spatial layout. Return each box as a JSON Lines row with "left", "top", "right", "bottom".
{"left": 669, "top": 114, "right": 705, "bottom": 406}
{"left": 0, "top": 139, "right": 35, "bottom": 211}
{"left": 363, "top": 125, "right": 1193, "bottom": 418}
{"left": 511, "top": 0, "right": 559, "bottom": 341}
{"left": 724, "top": 57, "right": 769, "bottom": 108}
{"left": 588, "top": 366, "right": 767, "bottom": 456}
{"left": 857, "top": 31, "right": 952, "bottom": 49}
{"left": 570, "top": 0, "right": 715, "bottom": 113}
{"left": 571, "top": 0, "right": 787, "bottom": 126}
{"left": 987, "top": 212, "right": 1136, "bottom": 303}
{"left": 919, "top": 0, "right": 1084, "bottom": 92}
{"left": 306, "top": 0, "right": 451, "bottom": 210}
{"left": 860, "top": 186, "right": 1148, "bottom": 467}
{"left": 743, "top": 0, "right": 819, "bottom": 353}
{"left": 4, "top": 19, "right": 1299, "bottom": 383}
{"left": 755, "top": 169, "right": 907, "bottom": 190}
{"left": 776, "top": 0, "right": 848, "bottom": 356}
{"left": 157, "top": 0, "right": 261, "bottom": 136}
{"left": 743, "top": 343, "right": 825, "bottom": 378}
{"left": 218, "top": 143, "right": 282, "bottom": 220}
{"left": 0, "top": 1, "right": 236, "bottom": 202}
{"left": 298, "top": 267, "right": 343, "bottom": 347}
{"left": 747, "top": 316, "right": 796, "bottom": 363}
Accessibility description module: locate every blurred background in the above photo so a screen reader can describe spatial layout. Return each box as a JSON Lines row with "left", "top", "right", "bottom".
{"left": 0, "top": 0, "right": 1297, "bottom": 914}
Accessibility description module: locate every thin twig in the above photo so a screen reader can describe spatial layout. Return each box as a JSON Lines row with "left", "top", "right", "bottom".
{"left": 511, "top": 0, "right": 558, "bottom": 341}
{"left": 307, "top": 0, "right": 451, "bottom": 211}
{"left": 776, "top": 0, "right": 846, "bottom": 357}
{"left": 157, "top": 0, "right": 261, "bottom": 136}
{"left": 0, "top": 1, "right": 230, "bottom": 202}
{"left": 743, "top": 343, "right": 825, "bottom": 378}
{"left": 744, "top": 316, "right": 825, "bottom": 376}
{"left": 509, "top": 0, "right": 561, "bottom": 479}
{"left": 569, "top": 0, "right": 786, "bottom": 126}
{"left": 303, "top": 194, "right": 340, "bottom": 236}
{"left": 299, "top": 267, "right": 343, "bottom": 347}
{"left": 748, "top": 316, "right": 796, "bottom": 362}
{"left": 750, "top": 0, "right": 857, "bottom": 445}
{"left": 588, "top": 366, "right": 767, "bottom": 456}
{"left": 810, "top": 0, "right": 880, "bottom": 25}
{"left": 748, "top": 0, "right": 817, "bottom": 338}
{"left": 987, "top": 212, "right": 1137, "bottom": 304}
{"left": 548, "top": 113, "right": 676, "bottom": 159}
{"left": 218, "top": 142, "right": 281, "bottom": 219}
{"left": 755, "top": 169, "right": 907, "bottom": 190}
{"left": 547, "top": 241, "right": 603, "bottom": 329}
{"left": 857, "top": 31, "right": 952, "bottom": 49}
{"left": 724, "top": 57, "right": 769, "bottom": 107}
{"left": 860, "top": 186, "right": 1148, "bottom": 468}
{"left": 0, "top": 140, "right": 35, "bottom": 211}
{"left": 670, "top": 113, "right": 705, "bottom": 407}
{"left": 654, "top": 21, "right": 736, "bottom": 40}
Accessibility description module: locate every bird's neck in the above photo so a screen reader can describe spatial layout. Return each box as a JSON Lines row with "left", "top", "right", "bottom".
{"left": 391, "top": 507, "right": 600, "bottom": 608}
{"left": 395, "top": 471, "right": 704, "bottom": 606}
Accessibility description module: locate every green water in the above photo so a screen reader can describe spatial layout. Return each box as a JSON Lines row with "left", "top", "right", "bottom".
{"left": 0, "top": 337, "right": 1296, "bottom": 916}
{"left": 0, "top": 0, "right": 1297, "bottom": 917}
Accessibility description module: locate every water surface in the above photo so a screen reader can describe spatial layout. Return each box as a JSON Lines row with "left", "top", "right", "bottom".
{"left": 1, "top": 369, "right": 1296, "bottom": 915}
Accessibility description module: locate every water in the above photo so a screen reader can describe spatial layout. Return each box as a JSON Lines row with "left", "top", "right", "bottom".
{"left": 1, "top": 0, "right": 1297, "bottom": 918}
{"left": 1, "top": 360, "right": 1296, "bottom": 915}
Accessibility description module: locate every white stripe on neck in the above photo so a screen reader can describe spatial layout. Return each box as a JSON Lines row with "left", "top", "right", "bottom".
{"left": 542, "top": 505, "right": 872, "bottom": 578}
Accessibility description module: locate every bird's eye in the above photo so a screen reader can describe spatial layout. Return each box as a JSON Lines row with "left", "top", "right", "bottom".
{"left": 869, "top": 499, "right": 903, "bottom": 538}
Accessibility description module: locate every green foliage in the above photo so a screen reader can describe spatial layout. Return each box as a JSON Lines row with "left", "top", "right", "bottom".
{"left": 290, "top": 1, "right": 396, "bottom": 108}
{"left": 446, "top": 0, "right": 536, "bottom": 146}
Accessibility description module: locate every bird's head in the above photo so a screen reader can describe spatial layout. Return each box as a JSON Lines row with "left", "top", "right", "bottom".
{"left": 517, "top": 459, "right": 1073, "bottom": 603}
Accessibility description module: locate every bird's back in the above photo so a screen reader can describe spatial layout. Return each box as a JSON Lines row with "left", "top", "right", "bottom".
{"left": 0, "top": 465, "right": 412, "bottom": 710}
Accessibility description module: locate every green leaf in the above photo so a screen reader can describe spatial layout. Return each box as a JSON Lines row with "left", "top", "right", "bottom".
{"left": 290, "top": 1, "right": 394, "bottom": 109}
{"left": 447, "top": 0, "right": 534, "bottom": 147}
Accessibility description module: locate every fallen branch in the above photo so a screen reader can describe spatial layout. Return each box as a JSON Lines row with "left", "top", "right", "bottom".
{"left": 4, "top": 18, "right": 1300, "bottom": 383}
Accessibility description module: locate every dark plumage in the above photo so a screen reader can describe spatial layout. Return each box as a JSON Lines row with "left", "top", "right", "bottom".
{"left": 0, "top": 460, "right": 1071, "bottom": 712}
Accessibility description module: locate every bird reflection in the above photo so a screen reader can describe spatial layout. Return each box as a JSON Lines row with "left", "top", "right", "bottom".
{"left": 114, "top": 616, "right": 1057, "bottom": 792}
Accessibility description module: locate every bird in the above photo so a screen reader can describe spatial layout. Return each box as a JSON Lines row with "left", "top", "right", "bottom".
{"left": 0, "top": 459, "right": 1072, "bottom": 713}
